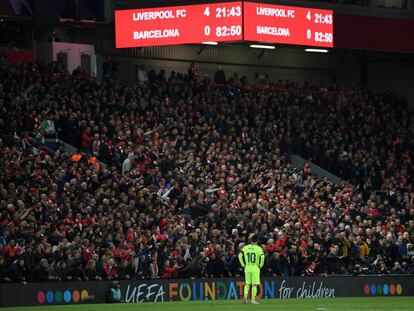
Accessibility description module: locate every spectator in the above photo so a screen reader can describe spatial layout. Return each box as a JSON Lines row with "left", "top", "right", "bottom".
{"left": 7, "top": 258, "right": 28, "bottom": 283}
{"left": 84, "top": 259, "right": 102, "bottom": 281}
{"left": 137, "top": 65, "right": 148, "bottom": 86}
{"left": 180, "top": 253, "right": 206, "bottom": 278}
{"left": 356, "top": 236, "right": 370, "bottom": 259}
{"left": 122, "top": 153, "right": 135, "bottom": 176}
{"left": 0, "top": 52, "right": 9, "bottom": 66}
{"left": 327, "top": 246, "right": 342, "bottom": 274}
{"left": 48, "top": 31, "right": 61, "bottom": 42}
{"left": 106, "top": 281, "right": 123, "bottom": 303}
{"left": 3, "top": 240, "right": 18, "bottom": 262}
{"left": 103, "top": 258, "right": 118, "bottom": 280}
{"left": 149, "top": 258, "right": 159, "bottom": 279}
{"left": 56, "top": 261, "right": 72, "bottom": 281}
{"left": 269, "top": 252, "right": 288, "bottom": 276}
{"left": 162, "top": 259, "right": 179, "bottom": 278}
{"left": 118, "top": 260, "right": 135, "bottom": 280}
{"left": 214, "top": 66, "right": 226, "bottom": 85}
{"left": 102, "top": 57, "right": 117, "bottom": 80}
{"left": 90, "top": 134, "right": 101, "bottom": 157}
{"left": 31, "top": 259, "right": 52, "bottom": 282}
{"left": 188, "top": 62, "right": 198, "bottom": 80}
{"left": 0, "top": 257, "right": 9, "bottom": 282}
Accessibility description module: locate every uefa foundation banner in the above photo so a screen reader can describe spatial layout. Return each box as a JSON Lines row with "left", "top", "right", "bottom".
{"left": 121, "top": 276, "right": 412, "bottom": 302}
{"left": 1, "top": 276, "right": 413, "bottom": 307}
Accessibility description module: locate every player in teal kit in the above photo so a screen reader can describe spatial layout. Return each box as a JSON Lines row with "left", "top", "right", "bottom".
{"left": 238, "top": 234, "right": 264, "bottom": 304}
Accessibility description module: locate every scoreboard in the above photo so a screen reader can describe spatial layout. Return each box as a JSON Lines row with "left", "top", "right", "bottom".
{"left": 244, "top": 2, "right": 333, "bottom": 48}
{"left": 115, "top": 2, "right": 243, "bottom": 48}
{"left": 115, "top": 2, "right": 334, "bottom": 48}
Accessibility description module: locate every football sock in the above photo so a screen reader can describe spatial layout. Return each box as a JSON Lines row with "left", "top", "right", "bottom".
{"left": 251, "top": 285, "right": 257, "bottom": 301}
{"left": 244, "top": 284, "right": 250, "bottom": 299}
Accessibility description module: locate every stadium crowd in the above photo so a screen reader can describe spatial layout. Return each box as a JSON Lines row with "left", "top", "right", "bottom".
{"left": 0, "top": 59, "right": 413, "bottom": 283}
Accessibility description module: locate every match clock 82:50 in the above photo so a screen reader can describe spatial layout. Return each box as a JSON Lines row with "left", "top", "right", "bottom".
{"left": 204, "top": 25, "right": 242, "bottom": 37}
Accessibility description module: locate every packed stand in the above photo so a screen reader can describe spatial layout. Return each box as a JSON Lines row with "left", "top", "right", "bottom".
{"left": 0, "top": 61, "right": 413, "bottom": 284}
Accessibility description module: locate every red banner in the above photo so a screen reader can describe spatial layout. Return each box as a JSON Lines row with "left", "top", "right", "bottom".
{"left": 335, "top": 14, "right": 414, "bottom": 52}
{"left": 3, "top": 49, "right": 34, "bottom": 65}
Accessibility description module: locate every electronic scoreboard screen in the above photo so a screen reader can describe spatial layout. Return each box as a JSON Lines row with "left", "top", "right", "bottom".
{"left": 243, "top": 2, "right": 334, "bottom": 48}
{"left": 115, "top": 2, "right": 243, "bottom": 48}
{"left": 115, "top": 1, "right": 334, "bottom": 48}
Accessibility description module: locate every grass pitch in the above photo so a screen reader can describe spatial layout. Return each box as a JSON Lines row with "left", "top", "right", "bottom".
{"left": 2, "top": 297, "right": 414, "bottom": 311}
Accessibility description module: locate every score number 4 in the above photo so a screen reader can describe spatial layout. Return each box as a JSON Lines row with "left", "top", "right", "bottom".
{"left": 204, "top": 7, "right": 210, "bottom": 16}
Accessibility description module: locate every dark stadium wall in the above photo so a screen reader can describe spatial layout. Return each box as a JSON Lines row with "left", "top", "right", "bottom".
{"left": 1, "top": 276, "right": 413, "bottom": 306}
{"left": 108, "top": 44, "right": 360, "bottom": 88}
{"left": 111, "top": 56, "right": 333, "bottom": 87}
{"left": 32, "top": 36, "right": 412, "bottom": 107}
{"left": 109, "top": 45, "right": 414, "bottom": 108}
{"left": 367, "top": 61, "right": 414, "bottom": 109}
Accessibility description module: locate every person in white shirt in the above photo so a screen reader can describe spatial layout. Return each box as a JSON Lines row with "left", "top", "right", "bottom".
{"left": 137, "top": 65, "right": 148, "bottom": 86}
{"left": 122, "top": 153, "right": 135, "bottom": 176}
